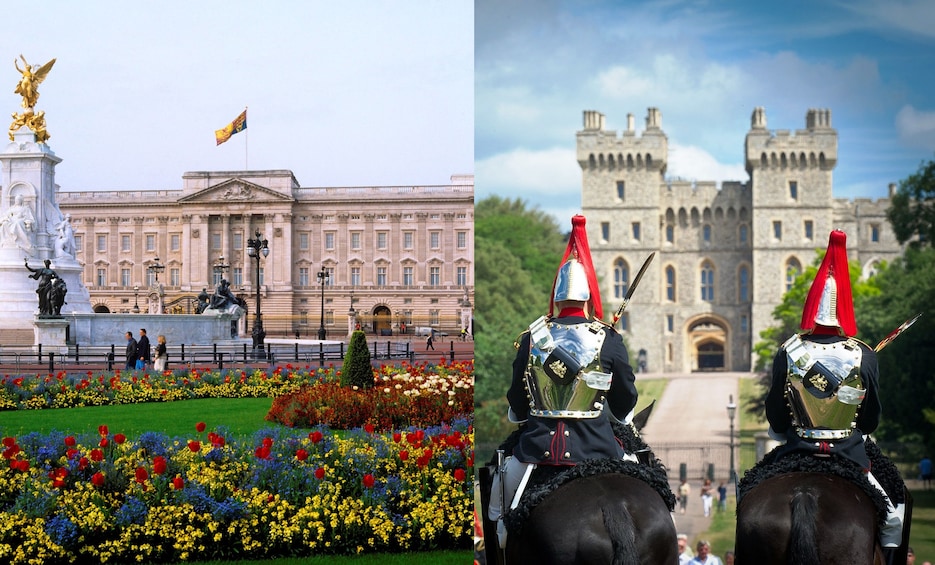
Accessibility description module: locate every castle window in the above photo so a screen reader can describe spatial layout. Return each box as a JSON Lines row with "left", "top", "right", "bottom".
{"left": 631, "top": 222, "right": 641, "bottom": 241}
{"left": 614, "top": 258, "right": 629, "bottom": 299}
{"left": 739, "top": 266, "right": 750, "bottom": 302}
{"left": 789, "top": 181, "right": 798, "bottom": 200}
{"left": 739, "top": 224, "right": 748, "bottom": 244}
{"left": 741, "top": 315, "right": 749, "bottom": 333}
{"left": 601, "top": 222, "right": 610, "bottom": 243}
{"left": 665, "top": 225, "right": 674, "bottom": 244}
{"left": 804, "top": 220, "right": 813, "bottom": 240}
{"left": 616, "top": 181, "right": 625, "bottom": 200}
{"left": 703, "top": 224, "right": 711, "bottom": 243}
{"left": 773, "top": 221, "right": 782, "bottom": 241}
{"left": 665, "top": 266, "right": 676, "bottom": 302}
{"left": 785, "top": 258, "right": 802, "bottom": 292}
{"left": 870, "top": 224, "right": 880, "bottom": 243}
{"left": 666, "top": 314, "right": 674, "bottom": 333}
{"left": 700, "top": 260, "right": 715, "bottom": 302}
{"left": 617, "top": 312, "right": 629, "bottom": 332}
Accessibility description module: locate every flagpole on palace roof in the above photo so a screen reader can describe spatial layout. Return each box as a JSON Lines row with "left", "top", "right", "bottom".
{"left": 244, "top": 106, "right": 248, "bottom": 171}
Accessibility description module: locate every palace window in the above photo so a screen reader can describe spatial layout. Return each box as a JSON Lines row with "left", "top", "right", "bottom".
{"left": 171, "top": 234, "right": 180, "bottom": 251}
{"left": 376, "top": 266, "right": 387, "bottom": 286}
{"left": 350, "top": 232, "right": 361, "bottom": 250}
{"left": 430, "top": 232, "right": 441, "bottom": 249}
{"left": 97, "top": 235, "right": 107, "bottom": 252}
{"left": 170, "top": 268, "right": 180, "bottom": 286}
{"left": 121, "top": 268, "right": 131, "bottom": 287}
{"left": 232, "top": 267, "right": 242, "bottom": 286}
{"left": 325, "top": 232, "right": 335, "bottom": 250}
{"left": 97, "top": 268, "right": 106, "bottom": 286}
{"left": 350, "top": 267, "right": 361, "bottom": 286}
{"left": 457, "top": 266, "right": 467, "bottom": 286}
{"left": 145, "top": 234, "right": 156, "bottom": 252}
{"left": 299, "top": 232, "right": 310, "bottom": 250}
{"left": 121, "top": 235, "right": 131, "bottom": 253}
{"left": 403, "top": 266, "right": 414, "bottom": 286}
{"left": 457, "top": 231, "right": 467, "bottom": 249}
{"left": 376, "top": 232, "right": 387, "bottom": 250}
{"left": 299, "top": 267, "right": 309, "bottom": 286}
{"left": 429, "top": 266, "right": 441, "bottom": 286}
{"left": 403, "top": 232, "right": 414, "bottom": 249}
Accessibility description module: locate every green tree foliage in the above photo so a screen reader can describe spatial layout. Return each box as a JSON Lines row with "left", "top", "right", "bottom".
{"left": 474, "top": 196, "right": 566, "bottom": 458}
{"left": 341, "top": 330, "right": 373, "bottom": 389}
{"left": 856, "top": 246, "right": 935, "bottom": 449}
{"left": 887, "top": 157, "right": 935, "bottom": 247}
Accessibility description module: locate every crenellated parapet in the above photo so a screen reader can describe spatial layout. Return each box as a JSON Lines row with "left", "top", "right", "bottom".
{"left": 745, "top": 107, "right": 837, "bottom": 175}
{"left": 577, "top": 108, "right": 668, "bottom": 174}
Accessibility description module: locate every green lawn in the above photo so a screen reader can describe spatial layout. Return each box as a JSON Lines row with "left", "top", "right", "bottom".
{"left": 165, "top": 550, "right": 470, "bottom": 565}
{"left": 0, "top": 397, "right": 282, "bottom": 439}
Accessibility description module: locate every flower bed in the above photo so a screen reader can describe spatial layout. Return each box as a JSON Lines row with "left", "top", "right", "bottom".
{"left": 266, "top": 360, "right": 474, "bottom": 430}
{"left": 0, "top": 418, "right": 473, "bottom": 563}
{"left": 0, "top": 361, "right": 474, "bottom": 563}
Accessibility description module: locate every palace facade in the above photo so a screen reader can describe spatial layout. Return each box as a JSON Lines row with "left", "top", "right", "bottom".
{"left": 579, "top": 108, "right": 902, "bottom": 372}
{"left": 58, "top": 171, "right": 474, "bottom": 339}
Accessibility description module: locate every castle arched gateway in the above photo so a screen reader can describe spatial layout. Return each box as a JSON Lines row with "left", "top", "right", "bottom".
{"left": 686, "top": 315, "right": 730, "bottom": 372}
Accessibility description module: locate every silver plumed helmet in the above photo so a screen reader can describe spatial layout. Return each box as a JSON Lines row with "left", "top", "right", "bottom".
{"left": 553, "top": 257, "right": 590, "bottom": 303}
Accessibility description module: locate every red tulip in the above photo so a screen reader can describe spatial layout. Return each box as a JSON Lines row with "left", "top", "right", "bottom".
{"left": 454, "top": 468, "right": 466, "bottom": 481}
{"left": 78, "top": 457, "right": 89, "bottom": 471}
{"left": 188, "top": 441, "right": 201, "bottom": 453}
{"left": 153, "top": 456, "right": 167, "bottom": 475}
{"left": 114, "top": 433, "right": 126, "bottom": 445}
{"left": 392, "top": 432, "right": 402, "bottom": 443}
{"left": 262, "top": 437, "right": 273, "bottom": 448}
{"left": 309, "top": 431, "right": 323, "bottom": 444}
{"left": 172, "top": 476, "right": 184, "bottom": 490}
{"left": 135, "top": 466, "right": 148, "bottom": 483}
{"left": 314, "top": 467, "right": 325, "bottom": 480}
{"left": 255, "top": 445, "right": 271, "bottom": 460}
{"left": 399, "top": 450, "right": 409, "bottom": 461}
{"left": 195, "top": 422, "right": 206, "bottom": 433}
{"left": 90, "top": 449, "right": 104, "bottom": 462}
{"left": 364, "top": 423, "right": 375, "bottom": 434}
{"left": 99, "top": 438, "right": 108, "bottom": 448}
{"left": 295, "top": 449, "right": 308, "bottom": 461}
{"left": 92, "top": 472, "right": 105, "bottom": 487}
{"left": 362, "top": 473, "right": 375, "bottom": 488}
{"left": 2, "top": 437, "right": 15, "bottom": 448}
{"left": 64, "top": 436, "right": 76, "bottom": 447}
{"left": 98, "top": 425, "right": 108, "bottom": 437}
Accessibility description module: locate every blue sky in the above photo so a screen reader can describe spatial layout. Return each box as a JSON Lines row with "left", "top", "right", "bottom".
{"left": 476, "top": 0, "right": 935, "bottom": 222}
{"left": 1, "top": 0, "right": 473, "bottom": 191}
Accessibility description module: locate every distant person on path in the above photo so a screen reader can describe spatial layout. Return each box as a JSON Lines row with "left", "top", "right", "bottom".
{"left": 153, "top": 334, "right": 168, "bottom": 372}
{"left": 425, "top": 332, "right": 434, "bottom": 350}
{"left": 678, "top": 479, "right": 691, "bottom": 514}
{"left": 487, "top": 215, "right": 638, "bottom": 549}
{"left": 765, "top": 230, "right": 906, "bottom": 562}
{"left": 688, "top": 540, "right": 723, "bottom": 565}
{"left": 717, "top": 480, "right": 728, "bottom": 512}
{"left": 137, "top": 328, "right": 151, "bottom": 369}
{"left": 700, "top": 478, "right": 714, "bottom": 517}
{"left": 124, "top": 331, "right": 138, "bottom": 370}
{"left": 723, "top": 550, "right": 735, "bottom": 565}
{"left": 920, "top": 456, "right": 932, "bottom": 489}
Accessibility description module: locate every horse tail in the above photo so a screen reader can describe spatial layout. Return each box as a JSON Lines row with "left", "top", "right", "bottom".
{"left": 787, "top": 488, "right": 821, "bottom": 565}
{"left": 601, "top": 501, "right": 639, "bottom": 565}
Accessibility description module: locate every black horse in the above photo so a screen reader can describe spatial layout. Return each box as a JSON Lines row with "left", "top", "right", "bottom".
{"left": 479, "top": 404, "right": 677, "bottom": 565}
{"left": 736, "top": 472, "right": 883, "bottom": 564}
{"left": 735, "top": 442, "right": 908, "bottom": 565}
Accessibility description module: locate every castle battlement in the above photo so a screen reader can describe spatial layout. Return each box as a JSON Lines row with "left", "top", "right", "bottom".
{"left": 577, "top": 109, "right": 667, "bottom": 172}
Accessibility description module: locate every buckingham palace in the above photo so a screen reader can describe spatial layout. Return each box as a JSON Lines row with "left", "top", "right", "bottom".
{"left": 56, "top": 170, "right": 474, "bottom": 339}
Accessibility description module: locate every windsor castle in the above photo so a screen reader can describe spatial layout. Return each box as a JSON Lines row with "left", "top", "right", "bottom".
{"left": 579, "top": 107, "right": 902, "bottom": 373}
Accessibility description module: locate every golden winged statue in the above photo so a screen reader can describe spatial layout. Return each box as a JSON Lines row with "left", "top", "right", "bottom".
{"left": 14, "top": 54, "right": 55, "bottom": 110}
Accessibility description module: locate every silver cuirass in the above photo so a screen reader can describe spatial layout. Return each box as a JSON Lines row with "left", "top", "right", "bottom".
{"left": 783, "top": 334, "right": 865, "bottom": 439}
{"left": 524, "top": 316, "right": 610, "bottom": 419}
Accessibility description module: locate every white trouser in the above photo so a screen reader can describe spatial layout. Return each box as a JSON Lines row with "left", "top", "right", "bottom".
{"left": 866, "top": 471, "right": 905, "bottom": 547}
{"left": 487, "top": 456, "right": 533, "bottom": 521}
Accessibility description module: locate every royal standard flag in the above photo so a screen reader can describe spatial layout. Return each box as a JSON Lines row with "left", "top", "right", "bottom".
{"left": 215, "top": 109, "right": 247, "bottom": 145}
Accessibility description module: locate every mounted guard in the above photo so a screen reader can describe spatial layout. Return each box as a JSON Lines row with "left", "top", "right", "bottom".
{"left": 761, "top": 229, "right": 909, "bottom": 564}
{"left": 487, "top": 215, "right": 640, "bottom": 547}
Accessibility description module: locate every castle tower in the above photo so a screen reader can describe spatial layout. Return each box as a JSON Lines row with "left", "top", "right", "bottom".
{"left": 746, "top": 107, "right": 837, "bottom": 343}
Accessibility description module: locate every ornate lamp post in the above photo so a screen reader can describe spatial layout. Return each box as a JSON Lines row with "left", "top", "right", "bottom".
{"left": 246, "top": 230, "right": 269, "bottom": 354}
{"left": 213, "top": 255, "right": 230, "bottom": 280}
{"left": 132, "top": 285, "right": 140, "bottom": 313}
{"left": 316, "top": 265, "right": 329, "bottom": 340}
{"left": 149, "top": 256, "right": 165, "bottom": 283}
{"left": 727, "top": 394, "right": 738, "bottom": 484}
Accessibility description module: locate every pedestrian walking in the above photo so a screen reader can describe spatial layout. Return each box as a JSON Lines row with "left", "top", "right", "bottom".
{"left": 700, "top": 478, "right": 714, "bottom": 517}
{"left": 678, "top": 479, "right": 690, "bottom": 514}
{"left": 426, "top": 332, "right": 435, "bottom": 350}
{"left": 137, "top": 328, "right": 151, "bottom": 369}
{"left": 153, "top": 335, "right": 168, "bottom": 372}
{"left": 124, "top": 331, "right": 138, "bottom": 370}
{"left": 717, "top": 480, "right": 728, "bottom": 512}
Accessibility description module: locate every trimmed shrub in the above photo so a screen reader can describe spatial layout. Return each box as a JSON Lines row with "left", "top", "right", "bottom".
{"left": 341, "top": 330, "right": 373, "bottom": 389}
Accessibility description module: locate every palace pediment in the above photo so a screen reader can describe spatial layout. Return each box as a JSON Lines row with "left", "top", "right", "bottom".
{"left": 177, "top": 178, "right": 295, "bottom": 204}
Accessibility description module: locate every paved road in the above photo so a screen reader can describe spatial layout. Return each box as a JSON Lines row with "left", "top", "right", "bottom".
{"left": 638, "top": 372, "right": 749, "bottom": 545}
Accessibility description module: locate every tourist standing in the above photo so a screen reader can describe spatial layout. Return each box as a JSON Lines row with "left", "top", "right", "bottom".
{"left": 137, "top": 328, "right": 151, "bottom": 369}
{"left": 124, "top": 331, "right": 138, "bottom": 370}
{"left": 153, "top": 335, "right": 168, "bottom": 372}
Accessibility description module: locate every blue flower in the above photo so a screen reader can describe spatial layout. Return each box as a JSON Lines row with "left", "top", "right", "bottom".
{"left": 45, "top": 514, "right": 79, "bottom": 547}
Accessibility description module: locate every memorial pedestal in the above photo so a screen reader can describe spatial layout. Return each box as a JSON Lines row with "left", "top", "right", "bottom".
{"left": 33, "top": 317, "right": 69, "bottom": 354}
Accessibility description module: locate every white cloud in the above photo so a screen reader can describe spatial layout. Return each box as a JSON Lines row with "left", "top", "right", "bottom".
{"left": 476, "top": 147, "right": 581, "bottom": 196}
{"left": 895, "top": 105, "right": 935, "bottom": 149}
{"left": 667, "top": 144, "right": 748, "bottom": 185}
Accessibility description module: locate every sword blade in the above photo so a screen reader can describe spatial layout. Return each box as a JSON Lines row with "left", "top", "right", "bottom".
{"left": 874, "top": 312, "right": 922, "bottom": 352}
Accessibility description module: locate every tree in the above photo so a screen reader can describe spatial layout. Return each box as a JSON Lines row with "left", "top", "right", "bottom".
{"left": 341, "top": 330, "right": 373, "bottom": 389}
{"left": 474, "top": 196, "right": 566, "bottom": 457}
{"left": 887, "top": 156, "right": 935, "bottom": 247}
